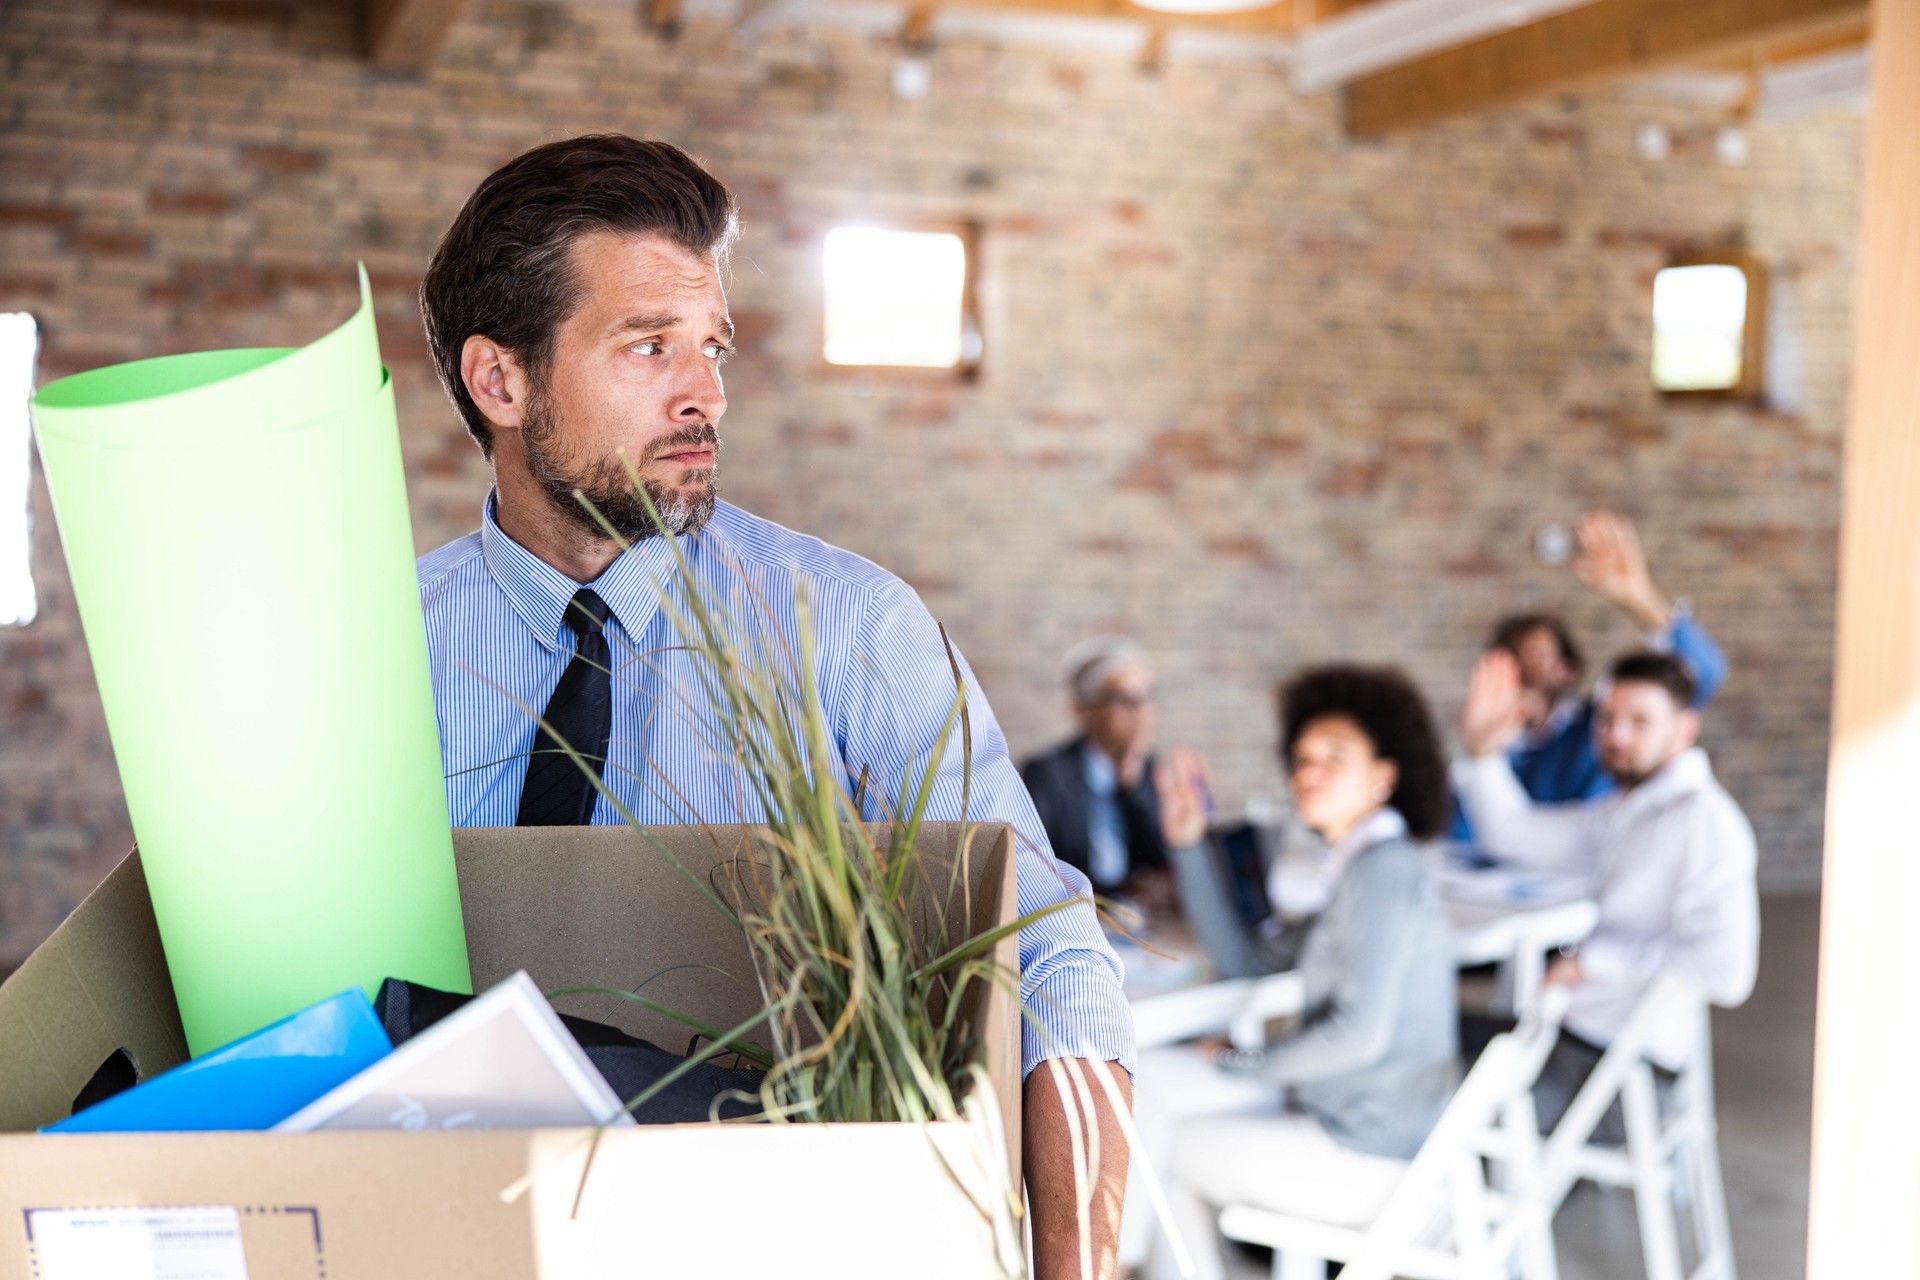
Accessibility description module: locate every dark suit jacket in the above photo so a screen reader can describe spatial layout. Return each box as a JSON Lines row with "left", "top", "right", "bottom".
{"left": 1020, "top": 736, "right": 1167, "bottom": 893}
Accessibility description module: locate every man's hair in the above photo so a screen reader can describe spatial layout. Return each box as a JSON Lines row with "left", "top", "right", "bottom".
{"left": 1278, "top": 664, "right": 1451, "bottom": 841}
{"left": 1607, "top": 650, "right": 1699, "bottom": 709}
{"left": 420, "top": 134, "right": 740, "bottom": 458}
{"left": 1488, "top": 612, "right": 1584, "bottom": 679}
{"left": 1063, "top": 635, "right": 1149, "bottom": 707}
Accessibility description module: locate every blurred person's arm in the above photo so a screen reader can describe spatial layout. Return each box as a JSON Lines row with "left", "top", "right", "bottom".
{"left": 1456, "top": 651, "right": 1602, "bottom": 871}
{"left": 1570, "top": 509, "right": 1728, "bottom": 705}
{"left": 1452, "top": 753, "right": 1604, "bottom": 872}
{"left": 1664, "top": 610, "right": 1728, "bottom": 706}
{"left": 1571, "top": 509, "right": 1674, "bottom": 633}
{"left": 1157, "top": 750, "right": 1277, "bottom": 979}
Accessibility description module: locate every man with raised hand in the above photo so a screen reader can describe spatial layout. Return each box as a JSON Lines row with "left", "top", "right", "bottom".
{"left": 1455, "top": 648, "right": 1759, "bottom": 1132}
{"left": 414, "top": 134, "right": 1134, "bottom": 1275}
{"left": 1476, "top": 511, "right": 1729, "bottom": 815}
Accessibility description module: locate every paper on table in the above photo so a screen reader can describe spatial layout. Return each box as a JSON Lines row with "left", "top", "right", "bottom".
{"left": 277, "top": 971, "right": 635, "bottom": 1133}
{"left": 30, "top": 267, "right": 470, "bottom": 1055}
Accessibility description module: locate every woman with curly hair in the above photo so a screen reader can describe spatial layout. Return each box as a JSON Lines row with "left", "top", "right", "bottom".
{"left": 1120, "top": 665, "right": 1458, "bottom": 1280}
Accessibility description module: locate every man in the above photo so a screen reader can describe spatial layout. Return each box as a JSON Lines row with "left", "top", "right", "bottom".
{"left": 1454, "top": 648, "right": 1759, "bottom": 1131}
{"left": 413, "top": 135, "right": 1133, "bottom": 1275}
{"left": 1021, "top": 636, "right": 1177, "bottom": 899}
{"left": 1474, "top": 511, "right": 1729, "bottom": 820}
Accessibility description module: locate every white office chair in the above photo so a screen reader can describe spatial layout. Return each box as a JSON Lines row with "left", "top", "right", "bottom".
{"left": 1212, "top": 991, "right": 1569, "bottom": 1280}
{"left": 1530, "top": 974, "right": 1737, "bottom": 1280}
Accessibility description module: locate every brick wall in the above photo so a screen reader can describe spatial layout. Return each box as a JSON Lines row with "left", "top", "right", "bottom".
{"left": 0, "top": 0, "right": 1857, "bottom": 960}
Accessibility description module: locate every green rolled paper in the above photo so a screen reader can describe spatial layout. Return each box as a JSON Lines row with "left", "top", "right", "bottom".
{"left": 31, "top": 266, "right": 470, "bottom": 1055}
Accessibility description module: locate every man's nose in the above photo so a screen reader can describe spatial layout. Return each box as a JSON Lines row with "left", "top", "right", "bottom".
{"left": 669, "top": 355, "right": 727, "bottom": 422}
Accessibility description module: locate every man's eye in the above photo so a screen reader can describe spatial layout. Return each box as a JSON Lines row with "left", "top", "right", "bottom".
{"left": 631, "top": 341, "right": 662, "bottom": 356}
{"left": 702, "top": 342, "right": 734, "bottom": 361}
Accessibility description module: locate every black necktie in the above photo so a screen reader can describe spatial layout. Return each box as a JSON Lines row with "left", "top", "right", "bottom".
{"left": 516, "top": 588, "right": 613, "bottom": 827}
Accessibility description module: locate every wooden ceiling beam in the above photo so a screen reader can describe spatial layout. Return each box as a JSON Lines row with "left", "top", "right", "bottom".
{"left": 1346, "top": 0, "right": 1872, "bottom": 135}
{"left": 1697, "top": 11, "right": 1872, "bottom": 71}
{"left": 901, "top": 3, "right": 938, "bottom": 47}
{"left": 933, "top": 0, "right": 1298, "bottom": 35}
{"left": 364, "top": 0, "right": 471, "bottom": 67}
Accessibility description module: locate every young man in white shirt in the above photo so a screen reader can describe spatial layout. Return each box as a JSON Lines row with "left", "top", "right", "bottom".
{"left": 1454, "top": 649, "right": 1760, "bottom": 1134}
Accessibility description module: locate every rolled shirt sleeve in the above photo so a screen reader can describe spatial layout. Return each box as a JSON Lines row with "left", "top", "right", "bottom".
{"left": 1451, "top": 753, "right": 1606, "bottom": 874}
{"left": 833, "top": 577, "right": 1137, "bottom": 1080}
{"left": 1657, "top": 611, "right": 1729, "bottom": 707}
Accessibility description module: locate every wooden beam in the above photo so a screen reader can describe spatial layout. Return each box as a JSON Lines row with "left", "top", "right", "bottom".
{"left": 1298, "top": 0, "right": 1609, "bottom": 94}
{"left": 364, "top": 0, "right": 470, "bottom": 68}
{"left": 901, "top": 4, "right": 938, "bottom": 48}
{"left": 1807, "top": 1, "right": 1920, "bottom": 1278}
{"left": 1697, "top": 12, "right": 1872, "bottom": 70}
{"left": 644, "top": 0, "right": 684, "bottom": 39}
{"left": 1138, "top": 24, "right": 1169, "bottom": 70}
{"left": 1346, "top": 0, "right": 1870, "bottom": 135}
{"left": 938, "top": 0, "right": 1297, "bottom": 35}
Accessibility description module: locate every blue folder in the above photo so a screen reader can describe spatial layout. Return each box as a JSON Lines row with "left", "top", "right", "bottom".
{"left": 46, "top": 988, "right": 392, "bottom": 1133}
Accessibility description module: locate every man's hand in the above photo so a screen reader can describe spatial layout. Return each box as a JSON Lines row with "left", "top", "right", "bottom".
{"left": 1571, "top": 510, "right": 1672, "bottom": 632}
{"left": 1026, "top": 1059, "right": 1132, "bottom": 1280}
{"left": 1545, "top": 954, "right": 1584, "bottom": 988}
{"left": 1153, "top": 747, "right": 1211, "bottom": 849}
{"left": 1461, "top": 650, "right": 1531, "bottom": 758}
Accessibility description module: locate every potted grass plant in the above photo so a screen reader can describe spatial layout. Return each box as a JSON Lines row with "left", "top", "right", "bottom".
{"left": 500, "top": 472, "right": 1166, "bottom": 1279}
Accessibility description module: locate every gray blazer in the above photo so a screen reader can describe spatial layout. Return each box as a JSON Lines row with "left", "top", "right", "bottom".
{"left": 1170, "top": 833, "right": 1458, "bottom": 1160}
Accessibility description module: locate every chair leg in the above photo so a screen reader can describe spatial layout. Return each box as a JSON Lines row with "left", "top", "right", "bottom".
{"left": 1274, "top": 1249, "right": 1325, "bottom": 1280}
{"left": 1685, "top": 1128, "right": 1737, "bottom": 1280}
{"left": 1622, "top": 1066, "right": 1684, "bottom": 1280}
{"left": 1518, "top": 1200, "right": 1562, "bottom": 1280}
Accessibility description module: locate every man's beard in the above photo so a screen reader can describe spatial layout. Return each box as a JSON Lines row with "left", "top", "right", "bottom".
{"left": 521, "top": 393, "right": 720, "bottom": 544}
{"left": 1604, "top": 761, "right": 1649, "bottom": 789}
{"left": 1601, "top": 748, "right": 1664, "bottom": 790}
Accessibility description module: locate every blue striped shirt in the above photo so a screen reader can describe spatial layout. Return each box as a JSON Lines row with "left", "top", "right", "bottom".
{"left": 418, "top": 493, "right": 1136, "bottom": 1079}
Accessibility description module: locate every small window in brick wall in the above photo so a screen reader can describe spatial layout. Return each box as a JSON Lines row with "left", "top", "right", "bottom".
{"left": 1652, "top": 252, "right": 1767, "bottom": 398}
{"left": 0, "top": 313, "right": 38, "bottom": 626}
{"left": 822, "top": 224, "right": 982, "bottom": 373}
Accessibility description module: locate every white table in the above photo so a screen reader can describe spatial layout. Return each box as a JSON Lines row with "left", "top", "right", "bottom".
{"left": 1124, "top": 872, "right": 1599, "bottom": 1049}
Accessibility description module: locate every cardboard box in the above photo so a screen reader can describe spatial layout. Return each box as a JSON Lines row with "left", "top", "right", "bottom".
{"left": 0, "top": 823, "right": 1022, "bottom": 1279}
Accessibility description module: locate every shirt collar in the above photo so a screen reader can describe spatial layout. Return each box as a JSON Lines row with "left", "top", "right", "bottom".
{"left": 1331, "top": 805, "right": 1409, "bottom": 860}
{"left": 1623, "top": 746, "right": 1713, "bottom": 807}
{"left": 478, "top": 489, "right": 677, "bottom": 653}
{"left": 1081, "top": 741, "right": 1119, "bottom": 797}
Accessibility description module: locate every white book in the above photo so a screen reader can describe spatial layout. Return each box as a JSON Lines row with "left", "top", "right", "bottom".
{"left": 276, "top": 970, "right": 635, "bottom": 1133}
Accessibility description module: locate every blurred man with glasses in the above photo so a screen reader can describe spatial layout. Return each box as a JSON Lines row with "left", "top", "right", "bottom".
{"left": 1023, "top": 636, "right": 1196, "bottom": 901}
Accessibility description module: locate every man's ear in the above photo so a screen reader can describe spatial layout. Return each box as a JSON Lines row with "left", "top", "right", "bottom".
{"left": 1674, "top": 707, "right": 1702, "bottom": 752}
{"left": 460, "top": 335, "right": 531, "bottom": 434}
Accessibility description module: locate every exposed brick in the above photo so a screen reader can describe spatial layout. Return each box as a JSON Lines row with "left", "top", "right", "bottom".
{"left": 66, "top": 229, "right": 150, "bottom": 256}
{"left": 1528, "top": 122, "right": 1586, "bottom": 146}
{"left": 787, "top": 422, "right": 854, "bottom": 445}
{"left": 1316, "top": 455, "right": 1388, "bottom": 498}
{"left": 0, "top": 204, "right": 78, "bottom": 230}
{"left": 147, "top": 188, "right": 241, "bottom": 215}
{"left": 1107, "top": 243, "right": 1176, "bottom": 268}
{"left": 1204, "top": 534, "right": 1268, "bottom": 562}
{"left": 240, "top": 144, "right": 325, "bottom": 174}
{"left": 1504, "top": 223, "right": 1565, "bottom": 248}
{"left": 0, "top": 276, "right": 59, "bottom": 299}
